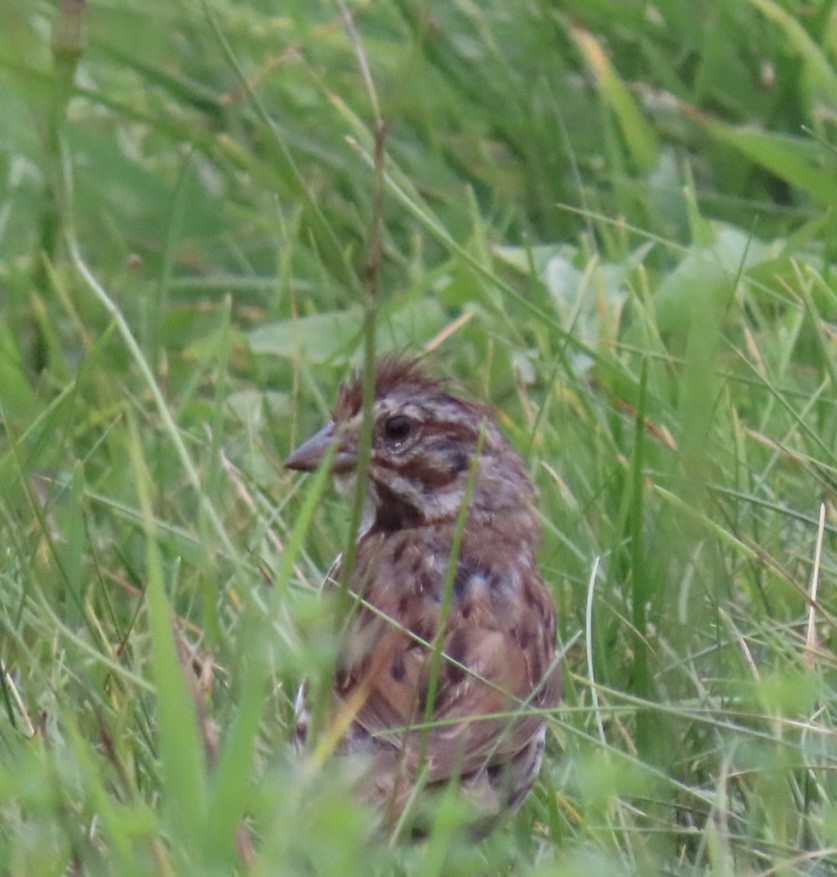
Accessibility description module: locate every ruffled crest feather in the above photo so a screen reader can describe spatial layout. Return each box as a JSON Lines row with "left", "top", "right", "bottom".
{"left": 334, "top": 354, "right": 440, "bottom": 420}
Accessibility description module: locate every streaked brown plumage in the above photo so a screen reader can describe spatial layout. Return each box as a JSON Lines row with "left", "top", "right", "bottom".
{"left": 285, "top": 356, "right": 560, "bottom": 836}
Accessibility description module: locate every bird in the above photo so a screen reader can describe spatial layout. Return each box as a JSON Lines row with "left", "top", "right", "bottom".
{"left": 284, "top": 355, "right": 560, "bottom": 837}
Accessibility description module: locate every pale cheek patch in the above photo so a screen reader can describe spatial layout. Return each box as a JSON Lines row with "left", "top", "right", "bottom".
{"left": 334, "top": 472, "right": 356, "bottom": 498}
{"left": 335, "top": 473, "right": 376, "bottom": 536}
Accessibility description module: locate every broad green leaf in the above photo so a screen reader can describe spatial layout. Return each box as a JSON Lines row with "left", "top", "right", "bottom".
{"left": 247, "top": 308, "right": 363, "bottom": 363}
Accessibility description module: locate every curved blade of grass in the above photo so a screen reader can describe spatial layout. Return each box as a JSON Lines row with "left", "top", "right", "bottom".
{"left": 570, "top": 25, "right": 659, "bottom": 174}
{"left": 126, "top": 410, "right": 208, "bottom": 858}
{"left": 746, "top": 0, "right": 837, "bottom": 103}
{"left": 202, "top": 0, "right": 361, "bottom": 297}
{"left": 334, "top": 116, "right": 607, "bottom": 371}
{"left": 203, "top": 447, "right": 336, "bottom": 863}
{"left": 63, "top": 716, "right": 147, "bottom": 877}
{"left": 201, "top": 650, "right": 267, "bottom": 868}
{"left": 699, "top": 122, "right": 837, "bottom": 207}
{"left": 62, "top": 148, "right": 239, "bottom": 566}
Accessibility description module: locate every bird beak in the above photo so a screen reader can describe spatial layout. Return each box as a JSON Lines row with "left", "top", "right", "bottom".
{"left": 284, "top": 422, "right": 357, "bottom": 473}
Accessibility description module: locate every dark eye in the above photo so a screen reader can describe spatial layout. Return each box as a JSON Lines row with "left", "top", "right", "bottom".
{"left": 383, "top": 415, "right": 412, "bottom": 443}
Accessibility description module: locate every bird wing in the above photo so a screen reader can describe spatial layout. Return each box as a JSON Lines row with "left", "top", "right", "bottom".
{"left": 331, "top": 532, "right": 559, "bottom": 795}
{"left": 407, "top": 626, "right": 548, "bottom": 783}
{"left": 347, "top": 622, "right": 554, "bottom": 785}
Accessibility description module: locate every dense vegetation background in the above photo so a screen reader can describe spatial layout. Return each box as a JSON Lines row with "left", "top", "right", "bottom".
{"left": 1, "top": 0, "right": 836, "bottom": 874}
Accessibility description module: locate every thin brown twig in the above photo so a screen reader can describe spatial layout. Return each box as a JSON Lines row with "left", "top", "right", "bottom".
{"left": 335, "top": 0, "right": 388, "bottom": 608}
{"left": 339, "top": 1, "right": 386, "bottom": 295}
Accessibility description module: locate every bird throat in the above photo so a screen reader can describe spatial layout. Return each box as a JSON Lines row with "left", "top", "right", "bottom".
{"left": 369, "top": 480, "right": 426, "bottom": 533}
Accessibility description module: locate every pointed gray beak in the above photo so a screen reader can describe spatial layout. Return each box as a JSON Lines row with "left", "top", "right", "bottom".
{"left": 284, "top": 422, "right": 357, "bottom": 473}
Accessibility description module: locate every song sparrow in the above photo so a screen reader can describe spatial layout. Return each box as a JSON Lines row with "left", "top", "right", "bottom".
{"left": 285, "top": 356, "right": 560, "bottom": 835}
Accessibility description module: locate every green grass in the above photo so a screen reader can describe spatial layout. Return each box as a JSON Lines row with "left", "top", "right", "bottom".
{"left": 1, "top": 0, "right": 836, "bottom": 873}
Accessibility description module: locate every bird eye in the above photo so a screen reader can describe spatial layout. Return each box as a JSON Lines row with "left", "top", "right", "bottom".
{"left": 383, "top": 415, "right": 412, "bottom": 443}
